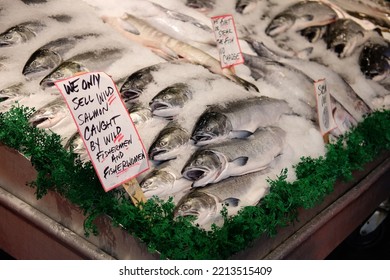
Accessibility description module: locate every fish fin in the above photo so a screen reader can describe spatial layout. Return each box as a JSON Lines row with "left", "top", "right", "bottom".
{"left": 229, "top": 130, "right": 253, "bottom": 138}
{"left": 118, "top": 17, "right": 140, "bottom": 35}
{"left": 222, "top": 198, "right": 240, "bottom": 207}
{"left": 230, "top": 156, "right": 248, "bottom": 167}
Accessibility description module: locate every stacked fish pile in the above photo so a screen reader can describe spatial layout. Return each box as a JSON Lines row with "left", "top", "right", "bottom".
{"left": 0, "top": 0, "right": 389, "bottom": 230}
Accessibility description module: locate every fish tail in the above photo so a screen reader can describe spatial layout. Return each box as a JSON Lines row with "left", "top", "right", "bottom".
{"left": 230, "top": 74, "right": 259, "bottom": 92}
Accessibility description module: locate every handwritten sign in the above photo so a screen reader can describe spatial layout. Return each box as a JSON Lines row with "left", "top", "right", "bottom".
{"left": 314, "top": 79, "right": 337, "bottom": 136}
{"left": 211, "top": 14, "right": 244, "bottom": 68}
{"left": 55, "top": 72, "right": 149, "bottom": 192}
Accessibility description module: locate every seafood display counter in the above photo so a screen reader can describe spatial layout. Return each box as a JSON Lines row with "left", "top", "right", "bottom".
{"left": 1, "top": 0, "right": 390, "bottom": 259}
{"left": 1, "top": 143, "right": 388, "bottom": 259}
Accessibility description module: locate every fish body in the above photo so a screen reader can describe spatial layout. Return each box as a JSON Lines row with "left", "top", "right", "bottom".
{"left": 174, "top": 171, "right": 268, "bottom": 229}
{"left": 248, "top": 40, "right": 372, "bottom": 121}
{"left": 149, "top": 83, "right": 193, "bottom": 119}
{"left": 0, "top": 21, "right": 45, "bottom": 47}
{"left": 23, "top": 33, "right": 99, "bottom": 78}
{"left": 183, "top": 126, "right": 285, "bottom": 187}
{"left": 242, "top": 52, "right": 317, "bottom": 120}
{"left": 40, "top": 48, "right": 123, "bottom": 89}
{"left": 28, "top": 98, "right": 68, "bottom": 128}
{"left": 149, "top": 122, "right": 190, "bottom": 161}
{"left": 323, "top": 19, "right": 367, "bottom": 58}
{"left": 265, "top": 1, "right": 338, "bottom": 37}
{"left": 103, "top": 13, "right": 259, "bottom": 92}
{"left": 191, "top": 96, "right": 292, "bottom": 145}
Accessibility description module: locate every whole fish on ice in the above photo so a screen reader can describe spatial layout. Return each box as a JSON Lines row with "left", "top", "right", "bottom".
{"left": 40, "top": 48, "right": 123, "bottom": 89}
{"left": 102, "top": 13, "right": 259, "bottom": 92}
{"left": 265, "top": 1, "right": 338, "bottom": 37}
{"left": 191, "top": 96, "right": 292, "bottom": 146}
{"left": 22, "top": 33, "right": 100, "bottom": 78}
{"left": 174, "top": 171, "right": 269, "bottom": 229}
{"left": 182, "top": 126, "right": 286, "bottom": 187}
{"left": 28, "top": 98, "right": 69, "bottom": 129}
{"left": 0, "top": 21, "right": 45, "bottom": 47}
{"left": 149, "top": 121, "right": 191, "bottom": 161}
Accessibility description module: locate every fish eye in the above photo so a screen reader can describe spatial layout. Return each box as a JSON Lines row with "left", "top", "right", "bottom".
{"left": 159, "top": 140, "right": 167, "bottom": 147}
{"left": 52, "top": 72, "right": 63, "bottom": 79}
{"left": 4, "top": 34, "right": 12, "bottom": 40}
{"left": 195, "top": 159, "right": 203, "bottom": 165}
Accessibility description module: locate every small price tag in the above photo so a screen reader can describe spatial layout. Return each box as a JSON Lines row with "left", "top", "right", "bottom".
{"left": 55, "top": 72, "right": 149, "bottom": 193}
{"left": 314, "top": 79, "right": 337, "bottom": 137}
{"left": 211, "top": 14, "right": 244, "bottom": 68}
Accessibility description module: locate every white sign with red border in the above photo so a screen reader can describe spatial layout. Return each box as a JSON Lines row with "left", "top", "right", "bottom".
{"left": 211, "top": 14, "right": 244, "bottom": 68}
{"left": 55, "top": 72, "right": 149, "bottom": 192}
{"left": 314, "top": 79, "right": 337, "bottom": 135}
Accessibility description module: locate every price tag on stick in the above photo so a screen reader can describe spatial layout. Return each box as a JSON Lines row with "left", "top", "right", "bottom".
{"left": 211, "top": 14, "right": 244, "bottom": 69}
{"left": 314, "top": 79, "right": 337, "bottom": 141}
{"left": 55, "top": 72, "right": 149, "bottom": 204}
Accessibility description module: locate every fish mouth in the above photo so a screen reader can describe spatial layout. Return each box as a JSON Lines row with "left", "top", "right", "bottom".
{"left": 0, "top": 41, "right": 12, "bottom": 47}
{"left": 29, "top": 117, "right": 48, "bottom": 127}
{"left": 149, "top": 101, "right": 171, "bottom": 112}
{"left": 148, "top": 148, "right": 168, "bottom": 160}
{"left": 191, "top": 133, "right": 215, "bottom": 144}
{"left": 120, "top": 89, "right": 142, "bottom": 100}
{"left": 39, "top": 78, "right": 55, "bottom": 89}
{"left": 182, "top": 167, "right": 208, "bottom": 181}
{"left": 0, "top": 96, "right": 9, "bottom": 102}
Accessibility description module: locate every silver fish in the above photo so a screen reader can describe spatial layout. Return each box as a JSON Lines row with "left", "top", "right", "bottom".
{"left": 265, "top": 1, "right": 337, "bottom": 37}
{"left": 0, "top": 21, "right": 45, "bottom": 47}
{"left": 23, "top": 33, "right": 99, "bottom": 78}
{"left": 174, "top": 171, "right": 269, "bottom": 229}
{"left": 149, "top": 122, "right": 190, "bottom": 161}
{"left": 40, "top": 48, "right": 123, "bottom": 89}
{"left": 140, "top": 165, "right": 192, "bottom": 200}
{"left": 323, "top": 19, "right": 367, "bottom": 58}
{"left": 191, "top": 96, "right": 292, "bottom": 146}
{"left": 149, "top": 83, "right": 193, "bottom": 119}
{"left": 0, "top": 83, "right": 25, "bottom": 103}
{"left": 243, "top": 52, "right": 317, "bottom": 120}
{"left": 327, "top": 0, "right": 390, "bottom": 29}
{"left": 248, "top": 40, "right": 372, "bottom": 121}
{"left": 120, "top": 64, "right": 160, "bottom": 101}
{"left": 28, "top": 98, "right": 68, "bottom": 128}
{"left": 103, "top": 13, "right": 259, "bottom": 92}
{"left": 183, "top": 127, "right": 285, "bottom": 187}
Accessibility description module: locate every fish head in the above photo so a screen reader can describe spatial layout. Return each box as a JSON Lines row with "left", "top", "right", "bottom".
{"left": 174, "top": 192, "right": 217, "bottom": 225}
{"left": 265, "top": 14, "right": 296, "bottom": 37}
{"left": 23, "top": 49, "right": 62, "bottom": 78}
{"left": 182, "top": 150, "right": 222, "bottom": 187}
{"left": 28, "top": 101, "right": 67, "bottom": 128}
{"left": 149, "top": 127, "right": 188, "bottom": 161}
{"left": 0, "top": 26, "right": 32, "bottom": 47}
{"left": 0, "top": 83, "right": 23, "bottom": 102}
{"left": 120, "top": 71, "right": 153, "bottom": 101}
{"left": 149, "top": 83, "right": 190, "bottom": 118}
{"left": 191, "top": 111, "right": 232, "bottom": 145}
{"left": 359, "top": 43, "right": 390, "bottom": 82}
{"left": 39, "top": 61, "right": 88, "bottom": 89}
{"left": 140, "top": 169, "right": 176, "bottom": 197}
